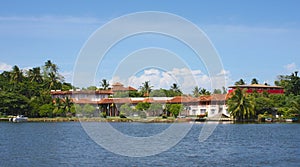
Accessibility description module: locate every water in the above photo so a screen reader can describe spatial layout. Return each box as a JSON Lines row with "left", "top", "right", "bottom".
{"left": 0, "top": 122, "right": 299, "bottom": 166}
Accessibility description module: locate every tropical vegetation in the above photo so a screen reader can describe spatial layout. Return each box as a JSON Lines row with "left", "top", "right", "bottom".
{"left": 228, "top": 73, "right": 300, "bottom": 121}
{"left": 0, "top": 60, "right": 299, "bottom": 121}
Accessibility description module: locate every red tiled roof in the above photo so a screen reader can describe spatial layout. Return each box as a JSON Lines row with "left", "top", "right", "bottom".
{"left": 73, "top": 98, "right": 98, "bottom": 104}
{"left": 168, "top": 96, "right": 198, "bottom": 103}
{"left": 111, "top": 82, "right": 137, "bottom": 91}
{"left": 199, "top": 94, "right": 227, "bottom": 101}
{"left": 228, "top": 84, "right": 283, "bottom": 89}
{"left": 98, "top": 98, "right": 132, "bottom": 104}
{"left": 50, "top": 90, "right": 113, "bottom": 95}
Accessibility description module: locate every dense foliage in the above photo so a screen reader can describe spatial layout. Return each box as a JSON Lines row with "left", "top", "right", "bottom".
{"left": 0, "top": 60, "right": 73, "bottom": 117}
{"left": 228, "top": 73, "right": 300, "bottom": 121}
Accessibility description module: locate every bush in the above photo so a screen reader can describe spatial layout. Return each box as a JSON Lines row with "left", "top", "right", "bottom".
{"left": 139, "top": 111, "right": 147, "bottom": 119}
{"left": 120, "top": 114, "right": 127, "bottom": 118}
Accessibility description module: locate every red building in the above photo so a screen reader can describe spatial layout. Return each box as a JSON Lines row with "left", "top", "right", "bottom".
{"left": 228, "top": 84, "right": 284, "bottom": 94}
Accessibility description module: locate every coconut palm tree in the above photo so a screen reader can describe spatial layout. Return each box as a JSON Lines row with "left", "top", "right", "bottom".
{"left": 200, "top": 88, "right": 211, "bottom": 95}
{"left": 10, "top": 65, "right": 23, "bottom": 83}
{"left": 53, "top": 97, "right": 63, "bottom": 117}
{"left": 28, "top": 67, "right": 43, "bottom": 83}
{"left": 62, "top": 96, "right": 73, "bottom": 117}
{"left": 100, "top": 79, "right": 110, "bottom": 90}
{"left": 140, "top": 81, "right": 153, "bottom": 97}
{"left": 44, "top": 60, "right": 58, "bottom": 74}
{"left": 47, "top": 72, "right": 60, "bottom": 90}
{"left": 227, "top": 88, "right": 255, "bottom": 121}
{"left": 235, "top": 79, "right": 246, "bottom": 85}
{"left": 170, "top": 83, "right": 182, "bottom": 94}
{"left": 192, "top": 86, "right": 200, "bottom": 97}
{"left": 251, "top": 78, "right": 259, "bottom": 84}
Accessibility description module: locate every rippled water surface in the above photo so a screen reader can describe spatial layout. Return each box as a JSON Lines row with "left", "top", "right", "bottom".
{"left": 0, "top": 122, "right": 299, "bottom": 166}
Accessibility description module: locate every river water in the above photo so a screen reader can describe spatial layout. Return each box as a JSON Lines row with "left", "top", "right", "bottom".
{"left": 0, "top": 122, "right": 299, "bottom": 166}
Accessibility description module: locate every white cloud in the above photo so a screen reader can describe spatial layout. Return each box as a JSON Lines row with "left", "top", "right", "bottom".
{"left": 144, "top": 69, "right": 160, "bottom": 75}
{"left": 0, "top": 62, "right": 12, "bottom": 71}
{"left": 218, "top": 69, "right": 230, "bottom": 76}
{"left": 284, "top": 62, "right": 297, "bottom": 72}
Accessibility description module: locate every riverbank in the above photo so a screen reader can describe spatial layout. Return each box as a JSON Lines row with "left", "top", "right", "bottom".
{"left": 1, "top": 116, "right": 299, "bottom": 123}
{"left": 0, "top": 117, "right": 188, "bottom": 123}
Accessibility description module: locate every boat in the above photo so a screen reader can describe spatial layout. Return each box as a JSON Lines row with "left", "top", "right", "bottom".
{"left": 12, "top": 115, "right": 28, "bottom": 122}
{"left": 286, "top": 118, "right": 299, "bottom": 122}
{"left": 265, "top": 118, "right": 273, "bottom": 122}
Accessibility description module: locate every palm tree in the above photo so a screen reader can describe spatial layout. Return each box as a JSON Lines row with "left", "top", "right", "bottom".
{"left": 100, "top": 79, "right": 110, "bottom": 90}
{"left": 192, "top": 86, "right": 201, "bottom": 97}
{"left": 53, "top": 97, "right": 62, "bottom": 117}
{"left": 10, "top": 65, "right": 23, "bottom": 90}
{"left": 235, "top": 79, "right": 246, "bottom": 85}
{"left": 62, "top": 96, "right": 73, "bottom": 117}
{"left": 44, "top": 60, "right": 58, "bottom": 74}
{"left": 170, "top": 83, "right": 182, "bottom": 95}
{"left": 200, "top": 88, "right": 211, "bottom": 95}
{"left": 227, "top": 88, "right": 255, "bottom": 121}
{"left": 10, "top": 65, "right": 23, "bottom": 83}
{"left": 47, "top": 72, "right": 60, "bottom": 90}
{"left": 28, "top": 67, "right": 43, "bottom": 83}
{"left": 251, "top": 78, "right": 259, "bottom": 84}
{"left": 140, "top": 81, "right": 153, "bottom": 97}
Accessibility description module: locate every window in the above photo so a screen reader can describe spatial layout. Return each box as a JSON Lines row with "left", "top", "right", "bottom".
{"left": 219, "top": 107, "right": 223, "bottom": 113}
{"left": 200, "top": 109, "right": 206, "bottom": 114}
{"left": 211, "top": 109, "right": 215, "bottom": 115}
{"left": 192, "top": 109, "right": 196, "bottom": 115}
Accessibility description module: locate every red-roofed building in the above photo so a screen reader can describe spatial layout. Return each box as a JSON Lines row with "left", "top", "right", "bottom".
{"left": 111, "top": 82, "right": 137, "bottom": 92}
{"left": 50, "top": 83, "right": 231, "bottom": 118}
{"left": 228, "top": 84, "right": 284, "bottom": 94}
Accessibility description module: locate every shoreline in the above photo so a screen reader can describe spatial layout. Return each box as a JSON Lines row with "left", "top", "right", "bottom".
{"left": 1, "top": 117, "right": 299, "bottom": 123}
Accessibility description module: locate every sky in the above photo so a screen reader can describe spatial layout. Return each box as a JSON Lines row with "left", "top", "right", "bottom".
{"left": 0, "top": 0, "right": 299, "bottom": 93}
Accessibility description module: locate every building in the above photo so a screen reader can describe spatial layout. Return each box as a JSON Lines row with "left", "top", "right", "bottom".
{"left": 111, "top": 82, "right": 137, "bottom": 92}
{"left": 50, "top": 83, "right": 230, "bottom": 118}
{"left": 184, "top": 94, "right": 229, "bottom": 117}
{"left": 50, "top": 89, "right": 113, "bottom": 101}
{"left": 228, "top": 84, "right": 284, "bottom": 94}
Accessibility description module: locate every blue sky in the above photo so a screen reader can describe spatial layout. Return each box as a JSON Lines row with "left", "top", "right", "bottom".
{"left": 0, "top": 0, "right": 299, "bottom": 93}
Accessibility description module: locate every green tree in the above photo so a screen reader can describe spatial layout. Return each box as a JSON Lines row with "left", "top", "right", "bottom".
{"left": 169, "top": 83, "right": 182, "bottom": 96}
{"left": 227, "top": 88, "right": 255, "bottom": 121}
{"left": 148, "top": 103, "right": 163, "bottom": 116}
{"left": 53, "top": 97, "right": 64, "bottom": 116}
{"left": 135, "top": 102, "right": 150, "bottom": 111}
{"left": 28, "top": 67, "right": 43, "bottom": 83}
{"left": 192, "top": 86, "right": 201, "bottom": 97}
{"left": 39, "top": 104, "right": 54, "bottom": 117}
{"left": 46, "top": 72, "right": 61, "bottom": 90}
{"left": 235, "top": 79, "right": 246, "bottom": 85}
{"left": 251, "top": 78, "right": 259, "bottom": 84}
{"left": 199, "top": 88, "right": 211, "bottom": 95}
{"left": 83, "top": 104, "right": 95, "bottom": 117}
{"left": 44, "top": 60, "right": 58, "bottom": 75}
{"left": 100, "top": 79, "right": 110, "bottom": 90}
{"left": 168, "top": 104, "right": 183, "bottom": 118}
{"left": 213, "top": 89, "right": 222, "bottom": 94}
{"left": 86, "top": 86, "right": 97, "bottom": 90}
{"left": 0, "top": 91, "right": 30, "bottom": 116}
{"left": 62, "top": 96, "right": 73, "bottom": 117}
{"left": 10, "top": 65, "right": 23, "bottom": 83}
{"left": 140, "top": 81, "right": 153, "bottom": 97}
{"left": 150, "top": 89, "right": 168, "bottom": 97}
{"left": 276, "top": 71, "right": 300, "bottom": 95}
{"left": 120, "top": 103, "right": 133, "bottom": 116}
